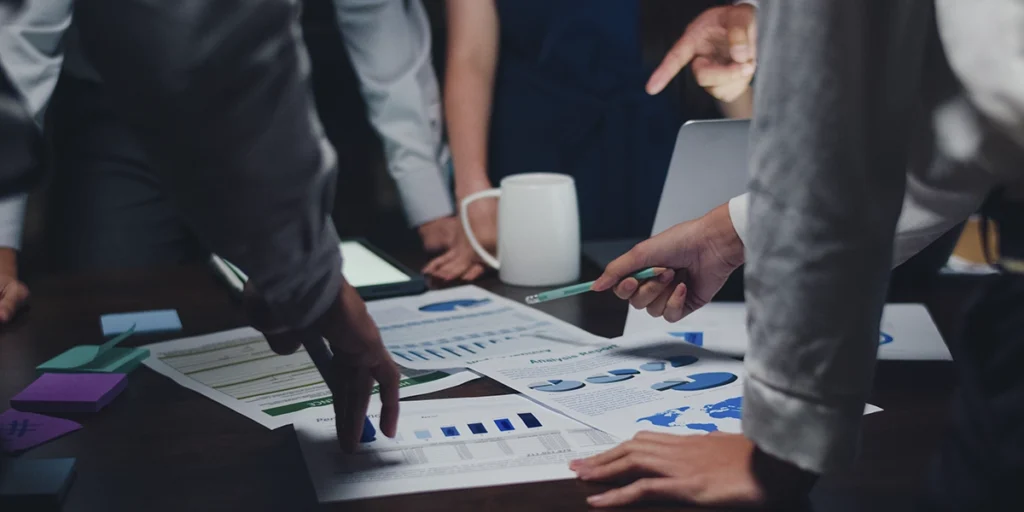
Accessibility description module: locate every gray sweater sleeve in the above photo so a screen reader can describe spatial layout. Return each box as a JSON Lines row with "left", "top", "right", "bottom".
{"left": 743, "top": 0, "right": 931, "bottom": 473}
{"left": 74, "top": 0, "right": 341, "bottom": 329}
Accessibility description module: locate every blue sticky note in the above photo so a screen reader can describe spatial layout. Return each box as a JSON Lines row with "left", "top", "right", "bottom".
{"left": 359, "top": 417, "right": 376, "bottom": 443}
{"left": 101, "top": 310, "right": 181, "bottom": 336}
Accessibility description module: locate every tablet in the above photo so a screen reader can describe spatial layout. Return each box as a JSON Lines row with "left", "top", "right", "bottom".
{"left": 210, "top": 238, "right": 427, "bottom": 301}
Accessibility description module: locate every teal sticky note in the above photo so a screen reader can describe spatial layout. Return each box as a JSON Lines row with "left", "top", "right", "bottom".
{"left": 0, "top": 457, "right": 77, "bottom": 508}
{"left": 101, "top": 310, "right": 181, "bottom": 335}
{"left": 38, "top": 347, "right": 149, "bottom": 374}
{"left": 36, "top": 327, "right": 148, "bottom": 374}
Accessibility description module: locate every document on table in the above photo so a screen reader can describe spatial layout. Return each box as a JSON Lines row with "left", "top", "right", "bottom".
{"left": 141, "top": 327, "right": 478, "bottom": 429}
{"left": 366, "top": 285, "right": 601, "bottom": 370}
{"left": 294, "top": 395, "right": 618, "bottom": 502}
{"left": 624, "top": 303, "right": 950, "bottom": 360}
{"left": 470, "top": 333, "right": 881, "bottom": 440}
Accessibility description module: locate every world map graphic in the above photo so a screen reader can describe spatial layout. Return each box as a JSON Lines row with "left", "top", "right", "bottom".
{"left": 636, "top": 396, "right": 742, "bottom": 433}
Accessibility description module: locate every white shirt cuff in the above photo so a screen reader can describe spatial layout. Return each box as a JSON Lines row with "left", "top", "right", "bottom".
{"left": 727, "top": 193, "right": 750, "bottom": 248}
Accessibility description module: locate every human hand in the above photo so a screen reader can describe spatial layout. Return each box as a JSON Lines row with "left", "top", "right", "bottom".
{"left": 592, "top": 203, "right": 744, "bottom": 322}
{"left": 0, "top": 247, "right": 28, "bottom": 323}
{"left": 245, "top": 280, "right": 400, "bottom": 453}
{"left": 646, "top": 3, "right": 757, "bottom": 102}
{"left": 418, "top": 216, "right": 460, "bottom": 254}
{"left": 571, "top": 432, "right": 816, "bottom": 508}
{"left": 422, "top": 229, "right": 488, "bottom": 282}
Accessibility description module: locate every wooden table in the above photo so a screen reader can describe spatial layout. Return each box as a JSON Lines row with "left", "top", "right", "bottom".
{"left": 0, "top": 255, "right": 980, "bottom": 511}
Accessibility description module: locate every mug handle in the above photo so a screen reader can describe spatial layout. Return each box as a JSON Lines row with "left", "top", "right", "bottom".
{"left": 460, "top": 189, "right": 502, "bottom": 269}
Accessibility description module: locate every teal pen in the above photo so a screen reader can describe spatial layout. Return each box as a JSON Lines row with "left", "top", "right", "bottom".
{"left": 524, "top": 267, "right": 660, "bottom": 305}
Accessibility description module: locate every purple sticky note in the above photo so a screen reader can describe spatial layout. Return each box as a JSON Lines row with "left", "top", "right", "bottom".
{"left": 0, "top": 409, "right": 82, "bottom": 453}
{"left": 11, "top": 373, "right": 128, "bottom": 414}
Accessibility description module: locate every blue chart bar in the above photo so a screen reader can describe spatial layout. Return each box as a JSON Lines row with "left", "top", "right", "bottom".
{"left": 495, "top": 418, "right": 515, "bottom": 431}
{"left": 468, "top": 423, "right": 487, "bottom": 434}
{"left": 409, "top": 351, "right": 429, "bottom": 361}
{"left": 414, "top": 429, "right": 432, "bottom": 439}
{"left": 459, "top": 345, "right": 476, "bottom": 354}
{"left": 474, "top": 342, "right": 487, "bottom": 349}
{"left": 518, "top": 413, "right": 542, "bottom": 428}
{"left": 442, "top": 347, "right": 461, "bottom": 357}
{"left": 441, "top": 426, "right": 460, "bottom": 437}
{"left": 392, "top": 351, "right": 413, "bottom": 362}
{"left": 425, "top": 349, "right": 445, "bottom": 359}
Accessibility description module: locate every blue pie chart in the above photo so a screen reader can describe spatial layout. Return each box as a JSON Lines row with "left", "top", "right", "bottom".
{"left": 667, "top": 355, "right": 699, "bottom": 368}
{"left": 879, "top": 332, "right": 893, "bottom": 345}
{"left": 586, "top": 374, "right": 634, "bottom": 384}
{"left": 640, "top": 362, "right": 666, "bottom": 372}
{"left": 651, "top": 372, "right": 738, "bottom": 392}
{"left": 419, "top": 298, "right": 491, "bottom": 312}
{"left": 529, "top": 379, "right": 585, "bottom": 392}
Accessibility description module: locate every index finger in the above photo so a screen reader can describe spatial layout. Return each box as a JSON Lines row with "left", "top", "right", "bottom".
{"left": 593, "top": 244, "right": 653, "bottom": 292}
{"left": 726, "top": 5, "right": 757, "bottom": 63}
{"left": 646, "top": 31, "right": 697, "bottom": 95}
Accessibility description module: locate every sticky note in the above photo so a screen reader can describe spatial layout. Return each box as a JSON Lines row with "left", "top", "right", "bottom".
{"left": 0, "top": 410, "right": 81, "bottom": 454}
{"left": 11, "top": 373, "right": 128, "bottom": 414}
{"left": 101, "top": 309, "right": 181, "bottom": 336}
{"left": 37, "top": 327, "right": 149, "bottom": 374}
{"left": 360, "top": 417, "right": 376, "bottom": 443}
{"left": 0, "top": 457, "right": 76, "bottom": 508}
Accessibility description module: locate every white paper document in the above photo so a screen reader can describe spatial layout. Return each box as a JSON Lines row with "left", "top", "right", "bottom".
{"left": 294, "top": 395, "right": 618, "bottom": 502}
{"left": 367, "top": 285, "right": 600, "bottom": 370}
{"left": 142, "top": 327, "right": 479, "bottom": 429}
{"left": 625, "top": 303, "right": 950, "bottom": 360}
{"left": 471, "top": 333, "right": 881, "bottom": 440}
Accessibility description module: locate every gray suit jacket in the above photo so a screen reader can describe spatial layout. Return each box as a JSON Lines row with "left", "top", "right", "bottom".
{"left": 744, "top": 0, "right": 1024, "bottom": 473}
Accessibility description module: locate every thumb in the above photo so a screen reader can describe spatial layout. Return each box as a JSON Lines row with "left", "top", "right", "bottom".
{"left": 727, "top": 5, "right": 757, "bottom": 63}
{"left": 593, "top": 243, "right": 657, "bottom": 292}
{"left": 646, "top": 30, "right": 698, "bottom": 95}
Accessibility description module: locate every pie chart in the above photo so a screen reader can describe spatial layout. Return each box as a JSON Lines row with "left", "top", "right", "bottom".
{"left": 669, "top": 332, "right": 704, "bottom": 347}
{"left": 651, "top": 372, "right": 738, "bottom": 392}
{"left": 667, "top": 355, "right": 699, "bottom": 368}
{"left": 879, "top": 332, "right": 893, "bottom": 345}
{"left": 640, "top": 362, "right": 666, "bottom": 371}
{"left": 529, "top": 379, "right": 585, "bottom": 392}
{"left": 419, "top": 298, "right": 492, "bottom": 312}
{"left": 586, "top": 374, "right": 634, "bottom": 384}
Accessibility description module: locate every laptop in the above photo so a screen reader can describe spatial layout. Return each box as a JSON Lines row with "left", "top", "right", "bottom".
{"left": 622, "top": 119, "right": 751, "bottom": 340}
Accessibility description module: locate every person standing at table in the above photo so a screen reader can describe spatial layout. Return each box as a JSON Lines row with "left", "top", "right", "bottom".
{"left": 570, "top": 1, "right": 1024, "bottom": 510}
{"left": 0, "top": 0, "right": 463, "bottom": 322}
{"left": 0, "top": 0, "right": 403, "bottom": 450}
{"left": 425, "top": 0, "right": 755, "bottom": 282}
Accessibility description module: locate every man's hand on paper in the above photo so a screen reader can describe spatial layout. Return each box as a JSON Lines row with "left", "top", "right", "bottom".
{"left": 244, "top": 280, "right": 400, "bottom": 452}
{"left": 592, "top": 203, "right": 743, "bottom": 322}
{"left": 646, "top": 3, "right": 756, "bottom": 103}
{"left": 0, "top": 247, "right": 29, "bottom": 323}
{"left": 570, "top": 432, "right": 816, "bottom": 508}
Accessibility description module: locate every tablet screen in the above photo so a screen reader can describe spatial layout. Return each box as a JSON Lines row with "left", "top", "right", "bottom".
{"left": 339, "top": 241, "right": 411, "bottom": 287}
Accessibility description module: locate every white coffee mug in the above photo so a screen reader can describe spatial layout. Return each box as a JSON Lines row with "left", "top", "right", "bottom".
{"left": 461, "top": 173, "right": 580, "bottom": 286}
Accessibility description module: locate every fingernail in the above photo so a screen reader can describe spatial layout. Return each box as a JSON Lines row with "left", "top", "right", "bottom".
{"left": 587, "top": 494, "right": 607, "bottom": 505}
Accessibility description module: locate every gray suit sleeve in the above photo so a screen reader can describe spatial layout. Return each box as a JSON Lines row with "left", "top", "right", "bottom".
{"left": 74, "top": 0, "right": 341, "bottom": 329}
{"left": 743, "top": 0, "right": 931, "bottom": 473}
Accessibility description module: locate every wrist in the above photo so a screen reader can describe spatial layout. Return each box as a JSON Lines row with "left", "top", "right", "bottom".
{"left": 455, "top": 173, "right": 493, "bottom": 200}
{"left": 707, "top": 203, "right": 746, "bottom": 268}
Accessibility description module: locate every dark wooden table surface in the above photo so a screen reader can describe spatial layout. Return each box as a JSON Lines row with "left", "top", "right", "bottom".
{"left": 0, "top": 252, "right": 982, "bottom": 511}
